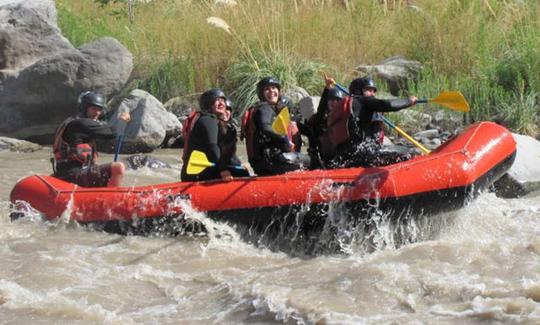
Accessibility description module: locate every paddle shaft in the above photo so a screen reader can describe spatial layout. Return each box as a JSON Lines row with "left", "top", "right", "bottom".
{"left": 334, "top": 83, "right": 431, "bottom": 154}
{"left": 113, "top": 119, "right": 128, "bottom": 162}
{"left": 113, "top": 134, "right": 124, "bottom": 162}
{"left": 380, "top": 118, "right": 431, "bottom": 154}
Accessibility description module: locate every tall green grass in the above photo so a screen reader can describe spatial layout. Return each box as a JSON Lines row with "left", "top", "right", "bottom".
{"left": 56, "top": 0, "right": 539, "bottom": 135}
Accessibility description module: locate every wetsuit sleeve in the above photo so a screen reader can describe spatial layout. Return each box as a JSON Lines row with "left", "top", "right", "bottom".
{"left": 80, "top": 119, "right": 116, "bottom": 139}
{"left": 62, "top": 118, "right": 115, "bottom": 145}
{"left": 362, "top": 96, "right": 415, "bottom": 113}
{"left": 193, "top": 116, "right": 222, "bottom": 170}
{"left": 254, "top": 104, "right": 288, "bottom": 144}
{"left": 316, "top": 88, "right": 330, "bottom": 117}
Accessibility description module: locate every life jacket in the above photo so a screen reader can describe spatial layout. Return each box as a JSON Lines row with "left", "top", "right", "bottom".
{"left": 241, "top": 104, "right": 297, "bottom": 161}
{"left": 240, "top": 107, "right": 256, "bottom": 160}
{"left": 181, "top": 111, "right": 200, "bottom": 162}
{"left": 52, "top": 117, "right": 97, "bottom": 169}
{"left": 318, "top": 96, "right": 353, "bottom": 158}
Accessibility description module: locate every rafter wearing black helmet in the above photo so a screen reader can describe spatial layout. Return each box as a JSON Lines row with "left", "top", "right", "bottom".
{"left": 306, "top": 74, "right": 419, "bottom": 169}
{"left": 78, "top": 91, "right": 106, "bottom": 115}
{"left": 256, "top": 76, "right": 281, "bottom": 102}
{"left": 243, "top": 76, "right": 309, "bottom": 176}
{"left": 181, "top": 88, "right": 249, "bottom": 182}
{"left": 51, "top": 91, "right": 130, "bottom": 188}
{"left": 348, "top": 77, "right": 377, "bottom": 96}
{"left": 199, "top": 88, "right": 227, "bottom": 112}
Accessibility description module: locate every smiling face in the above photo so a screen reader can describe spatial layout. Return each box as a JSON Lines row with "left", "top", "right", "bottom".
{"left": 263, "top": 85, "right": 280, "bottom": 105}
{"left": 211, "top": 97, "right": 228, "bottom": 120}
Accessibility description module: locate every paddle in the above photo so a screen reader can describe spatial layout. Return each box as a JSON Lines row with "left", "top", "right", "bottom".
{"left": 113, "top": 119, "right": 127, "bottom": 162}
{"left": 187, "top": 150, "right": 246, "bottom": 175}
{"left": 334, "top": 83, "right": 431, "bottom": 154}
{"left": 417, "top": 91, "right": 470, "bottom": 112}
{"left": 272, "top": 106, "right": 290, "bottom": 135}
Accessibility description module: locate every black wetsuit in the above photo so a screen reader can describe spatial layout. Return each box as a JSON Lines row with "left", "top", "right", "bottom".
{"left": 306, "top": 88, "right": 333, "bottom": 169}
{"left": 181, "top": 113, "right": 248, "bottom": 182}
{"left": 308, "top": 93, "right": 415, "bottom": 169}
{"left": 335, "top": 95, "right": 416, "bottom": 168}
{"left": 250, "top": 102, "right": 309, "bottom": 176}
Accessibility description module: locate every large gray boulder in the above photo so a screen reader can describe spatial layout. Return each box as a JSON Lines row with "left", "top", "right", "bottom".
{"left": 0, "top": 0, "right": 71, "bottom": 70}
{"left": 493, "top": 133, "right": 540, "bottom": 198}
{"left": 0, "top": 37, "right": 133, "bottom": 143}
{"left": 355, "top": 56, "right": 422, "bottom": 96}
{"left": 103, "top": 89, "right": 182, "bottom": 153}
{"left": 0, "top": 0, "right": 133, "bottom": 143}
{"left": 297, "top": 96, "right": 320, "bottom": 122}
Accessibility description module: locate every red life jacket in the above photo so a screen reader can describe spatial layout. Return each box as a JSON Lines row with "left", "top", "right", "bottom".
{"left": 318, "top": 96, "right": 353, "bottom": 157}
{"left": 241, "top": 105, "right": 297, "bottom": 161}
{"left": 240, "top": 107, "right": 256, "bottom": 160}
{"left": 52, "top": 117, "right": 97, "bottom": 167}
{"left": 181, "top": 111, "right": 200, "bottom": 162}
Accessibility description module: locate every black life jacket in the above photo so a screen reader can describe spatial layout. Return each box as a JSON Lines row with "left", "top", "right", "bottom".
{"left": 241, "top": 104, "right": 297, "bottom": 161}
{"left": 52, "top": 117, "right": 97, "bottom": 168}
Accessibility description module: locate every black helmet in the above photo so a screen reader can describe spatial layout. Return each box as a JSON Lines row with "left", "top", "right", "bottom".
{"left": 327, "top": 87, "right": 345, "bottom": 100}
{"left": 225, "top": 98, "right": 233, "bottom": 111}
{"left": 280, "top": 96, "right": 293, "bottom": 109}
{"left": 256, "top": 76, "right": 281, "bottom": 101}
{"left": 199, "top": 88, "right": 227, "bottom": 112}
{"left": 349, "top": 77, "right": 377, "bottom": 95}
{"left": 78, "top": 91, "right": 106, "bottom": 112}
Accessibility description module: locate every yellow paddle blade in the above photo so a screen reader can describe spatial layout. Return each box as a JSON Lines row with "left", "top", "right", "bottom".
{"left": 430, "top": 91, "right": 470, "bottom": 112}
{"left": 272, "top": 107, "right": 290, "bottom": 135}
{"left": 186, "top": 150, "right": 215, "bottom": 175}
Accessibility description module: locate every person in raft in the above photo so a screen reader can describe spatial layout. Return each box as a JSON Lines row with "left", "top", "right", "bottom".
{"left": 180, "top": 88, "right": 250, "bottom": 182}
{"left": 241, "top": 76, "right": 310, "bottom": 176}
{"left": 305, "top": 79, "right": 346, "bottom": 169}
{"left": 51, "top": 91, "right": 131, "bottom": 187}
{"left": 310, "top": 75, "right": 418, "bottom": 168}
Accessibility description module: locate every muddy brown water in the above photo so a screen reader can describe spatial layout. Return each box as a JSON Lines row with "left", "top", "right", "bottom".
{"left": 1, "top": 148, "right": 540, "bottom": 324}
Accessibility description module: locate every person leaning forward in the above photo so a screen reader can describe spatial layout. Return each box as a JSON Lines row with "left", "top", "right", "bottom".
{"left": 243, "top": 76, "right": 310, "bottom": 176}
{"left": 51, "top": 91, "right": 131, "bottom": 187}
{"left": 306, "top": 77, "right": 346, "bottom": 169}
{"left": 180, "top": 88, "right": 250, "bottom": 182}
{"left": 311, "top": 75, "right": 418, "bottom": 168}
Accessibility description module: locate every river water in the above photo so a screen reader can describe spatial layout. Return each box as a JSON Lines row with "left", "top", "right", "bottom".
{"left": 1, "top": 147, "right": 540, "bottom": 324}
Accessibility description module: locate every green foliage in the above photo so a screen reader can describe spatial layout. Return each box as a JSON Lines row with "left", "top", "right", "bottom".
{"left": 56, "top": 0, "right": 540, "bottom": 135}
{"left": 56, "top": 2, "right": 120, "bottom": 46}
{"left": 132, "top": 55, "right": 201, "bottom": 103}
{"left": 224, "top": 48, "right": 327, "bottom": 115}
{"left": 499, "top": 91, "right": 539, "bottom": 135}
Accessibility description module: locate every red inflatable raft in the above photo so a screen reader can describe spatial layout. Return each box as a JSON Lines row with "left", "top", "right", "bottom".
{"left": 10, "top": 122, "right": 516, "bottom": 236}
